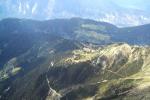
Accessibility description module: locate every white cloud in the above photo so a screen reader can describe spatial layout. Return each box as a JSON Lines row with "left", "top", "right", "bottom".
{"left": 26, "top": 3, "right": 30, "bottom": 10}
{"left": 18, "top": 2, "right": 22, "bottom": 13}
{"left": 23, "top": 9, "right": 26, "bottom": 15}
{"left": 32, "top": 3, "right": 38, "bottom": 14}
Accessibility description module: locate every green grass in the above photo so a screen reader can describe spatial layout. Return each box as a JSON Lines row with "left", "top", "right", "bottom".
{"left": 74, "top": 29, "right": 110, "bottom": 42}
{"left": 0, "top": 67, "right": 21, "bottom": 81}
{"left": 81, "top": 24, "right": 107, "bottom": 32}
{"left": 11, "top": 67, "right": 21, "bottom": 75}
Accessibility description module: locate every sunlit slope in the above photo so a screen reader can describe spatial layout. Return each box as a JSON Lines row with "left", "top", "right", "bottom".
{"left": 1, "top": 43, "right": 150, "bottom": 100}
{"left": 57, "top": 43, "right": 150, "bottom": 100}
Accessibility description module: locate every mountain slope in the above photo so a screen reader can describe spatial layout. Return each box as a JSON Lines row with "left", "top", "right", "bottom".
{"left": 59, "top": 43, "right": 150, "bottom": 100}
{"left": 1, "top": 18, "right": 150, "bottom": 46}
{"left": 0, "top": 18, "right": 150, "bottom": 100}
{"left": 1, "top": 43, "right": 150, "bottom": 100}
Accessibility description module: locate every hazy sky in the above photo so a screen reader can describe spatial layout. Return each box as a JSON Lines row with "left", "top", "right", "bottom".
{"left": 0, "top": 0, "right": 149, "bottom": 18}
{"left": 114, "top": 0, "right": 149, "bottom": 10}
{"left": 0, "top": 0, "right": 150, "bottom": 26}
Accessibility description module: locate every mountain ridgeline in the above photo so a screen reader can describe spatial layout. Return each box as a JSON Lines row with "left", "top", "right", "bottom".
{"left": 1, "top": 18, "right": 150, "bottom": 45}
{"left": 0, "top": 18, "right": 150, "bottom": 100}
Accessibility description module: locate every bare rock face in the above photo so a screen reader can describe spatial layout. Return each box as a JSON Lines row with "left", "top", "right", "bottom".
{"left": 46, "top": 88, "right": 61, "bottom": 100}
{"left": 46, "top": 75, "right": 62, "bottom": 100}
